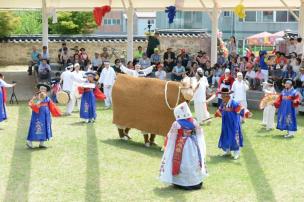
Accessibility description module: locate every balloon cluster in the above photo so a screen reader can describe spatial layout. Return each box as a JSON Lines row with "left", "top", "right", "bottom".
{"left": 165, "top": 6, "right": 176, "bottom": 24}
{"left": 234, "top": 1, "right": 246, "bottom": 19}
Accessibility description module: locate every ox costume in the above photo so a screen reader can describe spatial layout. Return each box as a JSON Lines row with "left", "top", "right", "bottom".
{"left": 274, "top": 79, "right": 300, "bottom": 138}
{"left": 0, "top": 79, "right": 15, "bottom": 122}
{"left": 159, "top": 102, "right": 207, "bottom": 190}
{"left": 118, "top": 64, "right": 157, "bottom": 147}
{"left": 27, "top": 84, "right": 61, "bottom": 148}
{"left": 215, "top": 88, "right": 250, "bottom": 159}
{"left": 79, "top": 72, "right": 105, "bottom": 123}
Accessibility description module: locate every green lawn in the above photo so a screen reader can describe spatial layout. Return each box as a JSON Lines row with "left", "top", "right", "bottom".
{"left": 0, "top": 102, "right": 303, "bottom": 202}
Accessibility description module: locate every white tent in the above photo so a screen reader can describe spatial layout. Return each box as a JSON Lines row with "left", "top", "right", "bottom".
{"left": 0, "top": 0, "right": 304, "bottom": 64}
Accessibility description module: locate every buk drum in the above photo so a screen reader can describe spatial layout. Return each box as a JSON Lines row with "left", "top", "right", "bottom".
{"left": 56, "top": 90, "right": 70, "bottom": 105}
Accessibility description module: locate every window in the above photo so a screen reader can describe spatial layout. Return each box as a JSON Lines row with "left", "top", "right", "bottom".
{"left": 116, "top": 19, "right": 121, "bottom": 25}
{"left": 104, "top": 19, "right": 108, "bottom": 25}
{"left": 239, "top": 11, "right": 257, "bottom": 22}
{"left": 276, "top": 11, "right": 288, "bottom": 22}
{"left": 288, "top": 11, "right": 299, "bottom": 22}
{"left": 263, "top": 11, "right": 274, "bottom": 22}
{"left": 223, "top": 11, "right": 231, "bottom": 17}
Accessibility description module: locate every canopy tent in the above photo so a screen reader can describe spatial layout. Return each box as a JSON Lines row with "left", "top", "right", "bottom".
{"left": 0, "top": 0, "right": 304, "bottom": 64}
{"left": 247, "top": 32, "right": 272, "bottom": 46}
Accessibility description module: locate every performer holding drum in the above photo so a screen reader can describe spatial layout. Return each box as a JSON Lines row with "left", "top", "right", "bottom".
{"left": 59, "top": 64, "right": 86, "bottom": 115}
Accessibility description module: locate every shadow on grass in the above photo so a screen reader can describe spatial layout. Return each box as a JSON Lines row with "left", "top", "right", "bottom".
{"left": 69, "top": 121, "right": 86, "bottom": 126}
{"left": 153, "top": 186, "right": 188, "bottom": 201}
{"left": 207, "top": 155, "right": 242, "bottom": 165}
{"left": 4, "top": 105, "right": 31, "bottom": 202}
{"left": 85, "top": 125, "right": 101, "bottom": 202}
{"left": 101, "top": 139, "right": 163, "bottom": 158}
{"left": 242, "top": 132, "right": 276, "bottom": 202}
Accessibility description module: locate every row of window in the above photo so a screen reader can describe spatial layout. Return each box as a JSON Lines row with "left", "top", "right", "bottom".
{"left": 223, "top": 11, "right": 299, "bottom": 23}
{"left": 103, "top": 18, "right": 121, "bottom": 25}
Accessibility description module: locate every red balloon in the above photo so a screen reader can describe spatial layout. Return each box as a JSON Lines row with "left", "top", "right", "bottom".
{"left": 93, "top": 5, "right": 111, "bottom": 26}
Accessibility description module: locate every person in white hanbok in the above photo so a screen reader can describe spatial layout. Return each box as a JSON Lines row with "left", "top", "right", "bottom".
{"left": 231, "top": 72, "right": 249, "bottom": 109}
{"left": 159, "top": 102, "right": 207, "bottom": 190}
{"left": 262, "top": 79, "right": 276, "bottom": 130}
{"left": 193, "top": 68, "right": 210, "bottom": 124}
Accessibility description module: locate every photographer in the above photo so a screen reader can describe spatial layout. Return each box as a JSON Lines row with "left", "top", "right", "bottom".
{"left": 38, "top": 59, "right": 51, "bottom": 81}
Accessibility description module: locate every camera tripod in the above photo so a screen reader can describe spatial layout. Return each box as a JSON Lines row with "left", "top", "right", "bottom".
{"left": 9, "top": 86, "right": 18, "bottom": 104}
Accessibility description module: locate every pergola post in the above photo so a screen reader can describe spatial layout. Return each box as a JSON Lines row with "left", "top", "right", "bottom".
{"left": 42, "top": 0, "right": 49, "bottom": 47}
{"left": 211, "top": 3, "right": 219, "bottom": 66}
{"left": 299, "top": 1, "right": 304, "bottom": 37}
{"left": 127, "top": 7, "right": 134, "bottom": 62}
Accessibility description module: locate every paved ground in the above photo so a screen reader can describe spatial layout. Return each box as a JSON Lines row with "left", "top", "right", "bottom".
{"left": 0, "top": 66, "right": 36, "bottom": 101}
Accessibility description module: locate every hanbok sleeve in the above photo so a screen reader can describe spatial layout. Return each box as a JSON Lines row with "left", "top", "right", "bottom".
{"left": 28, "top": 101, "right": 40, "bottom": 114}
{"left": 94, "top": 87, "right": 106, "bottom": 101}
{"left": 48, "top": 100, "right": 62, "bottom": 117}
{"left": 163, "top": 121, "right": 179, "bottom": 150}
{"left": 293, "top": 93, "right": 301, "bottom": 108}
{"left": 274, "top": 94, "right": 282, "bottom": 108}
{"left": 2, "top": 87, "right": 7, "bottom": 103}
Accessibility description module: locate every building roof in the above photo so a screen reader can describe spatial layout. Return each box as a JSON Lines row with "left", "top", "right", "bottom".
{"left": 0, "top": 0, "right": 301, "bottom": 11}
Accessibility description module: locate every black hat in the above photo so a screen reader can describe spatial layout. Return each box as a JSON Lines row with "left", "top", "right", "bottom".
{"left": 218, "top": 87, "right": 233, "bottom": 94}
{"left": 265, "top": 79, "right": 274, "bottom": 85}
{"left": 283, "top": 78, "right": 294, "bottom": 85}
{"left": 85, "top": 71, "right": 97, "bottom": 77}
{"left": 37, "top": 83, "right": 50, "bottom": 91}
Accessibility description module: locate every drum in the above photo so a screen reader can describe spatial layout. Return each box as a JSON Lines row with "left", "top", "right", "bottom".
{"left": 259, "top": 94, "right": 279, "bottom": 109}
{"left": 56, "top": 90, "right": 70, "bottom": 105}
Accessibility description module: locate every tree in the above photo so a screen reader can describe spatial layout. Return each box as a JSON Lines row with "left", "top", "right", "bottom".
{"left": 0, "top": 12, "right": 20, "bottom": 37}
{"left": 49, "top": 11, "right": 97, "bottom": 34}
{"left": 13, "top": 11, "right": 42, "bottom": 34}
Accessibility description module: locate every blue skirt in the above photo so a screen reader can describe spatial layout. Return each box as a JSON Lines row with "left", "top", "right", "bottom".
{"left": 218, "top": 112, "right": 243, "bottom": 151}
{"left": 0, "top": 92, "right": 7, "bottom": 122}
{"left": 80, "top": 91, "right": 96, "bottom": 120}
{"left": 277, "top": 100, "right": 297, "bottom": 131}
{"left": 27, "top": 106, "right": 52, "bottom": 141}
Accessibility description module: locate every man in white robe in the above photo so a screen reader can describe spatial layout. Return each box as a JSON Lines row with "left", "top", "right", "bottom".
{"left": 231, "top": 72, "right": 249, "bottom": 109}
{"left": 159, "top": 102, "right": 207, "bottom": 190}
{"left": 98, "top": 61, "right": 116, "bottom": 110}
{"left": 261, "top": 79, "right": 276, "bottom": 130}
{"left": 193, "top": 68, "right": 210, "bottom": 124}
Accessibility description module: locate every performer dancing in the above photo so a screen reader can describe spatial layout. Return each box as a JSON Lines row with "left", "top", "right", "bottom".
{"left": 193, "top": 68, "right": 211, "bottom": 125}
{"left": 0, "top": 73, "right": 16, "bottom": 123}
{"left": 159, "top": 102, "right": 207, "bottom": 190}
{"left": 261, "top": 79, "right": 276, "bottom": 130}
{"left": 60, "top": 64, "right": 85, "bottom": 115}
{"left": 274, "top": 79, "right": 300, "bottom": 138}
{"left": 79, "top": 72, "right": 105, "bottom": 123}
{"left": 215, "top": 88, "right": 250, "bottom": 159}
{"left": 26, "top": 83, "right": 61, "bottom": 148}
{"left": 119, "top": 63, "right": 157, "bottom": 147}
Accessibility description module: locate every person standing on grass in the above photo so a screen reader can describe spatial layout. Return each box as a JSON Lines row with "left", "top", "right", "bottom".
{"left": 215, "top": 88, "right": 251, "bottom": 160}
{"left": 26, "top": 84, "right": 61, "bottom": 149}
{"left": 231, "top": 72, "right": 249, "bottom": 109}
{"left": 274, "top": 79, "right": 300, "bottom": 138}
{"left": 261, "top": 79, "right": 276, "bottom": 130}
{"left": 98, "top": 61, "right": 116, "bottom": 110}
{"left": 160, "top": 102, "right": 207, "bottom": 190}
{"left": 0, "top": 74, "right": 16, "bottom": 123}
{"left": 217, "top": 68, "right": 234, "bottom": 107}
{"left": 193, "top": 68, "right": 211, "bottom": 125}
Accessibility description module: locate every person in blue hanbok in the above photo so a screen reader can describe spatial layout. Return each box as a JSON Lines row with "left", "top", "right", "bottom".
{"left": 26, "top": 84, "right": 61, "bottom": 149}
{"left": 79, "top": 72, "right": 105, "bottom": 123}
{"left": 0, "top": 73, "right": 16, "bottom": 123}
{"left": 274, "top": 79, "right": 300, "bottom": 138}
{"left": 215, "top": 87, "right": 251, "bottom": 159}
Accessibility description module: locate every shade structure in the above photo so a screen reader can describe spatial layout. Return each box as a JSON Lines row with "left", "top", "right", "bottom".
{"left": 247, "top": 32, "right": 273, "bottom": 46}
{"left": 0, "top": 0, "right": 301, "bottom": 11}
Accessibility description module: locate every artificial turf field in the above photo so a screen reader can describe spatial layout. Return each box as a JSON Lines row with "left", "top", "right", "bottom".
{"left": 0, "top": 102, "right": 303, "bottom": 202}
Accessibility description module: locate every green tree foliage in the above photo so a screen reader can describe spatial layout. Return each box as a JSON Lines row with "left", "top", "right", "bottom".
{"left": 14, "top": 11, "right": 42, "bottom": 34}
{"left": 0, "top": 12, "right": 20, "bottom": 37}
{"left": 49, "top": 11, "right": 97, "bottom": 34}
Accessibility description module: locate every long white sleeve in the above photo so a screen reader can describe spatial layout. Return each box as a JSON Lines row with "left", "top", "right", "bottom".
{"left": 120, "top": 65, "right": 137, "bottom": 76}
{"left": 0, "top": 79, "right": 14, "bottom": 88}
{"left": 142, "top": 66, "right": 154, "bottom": 75}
